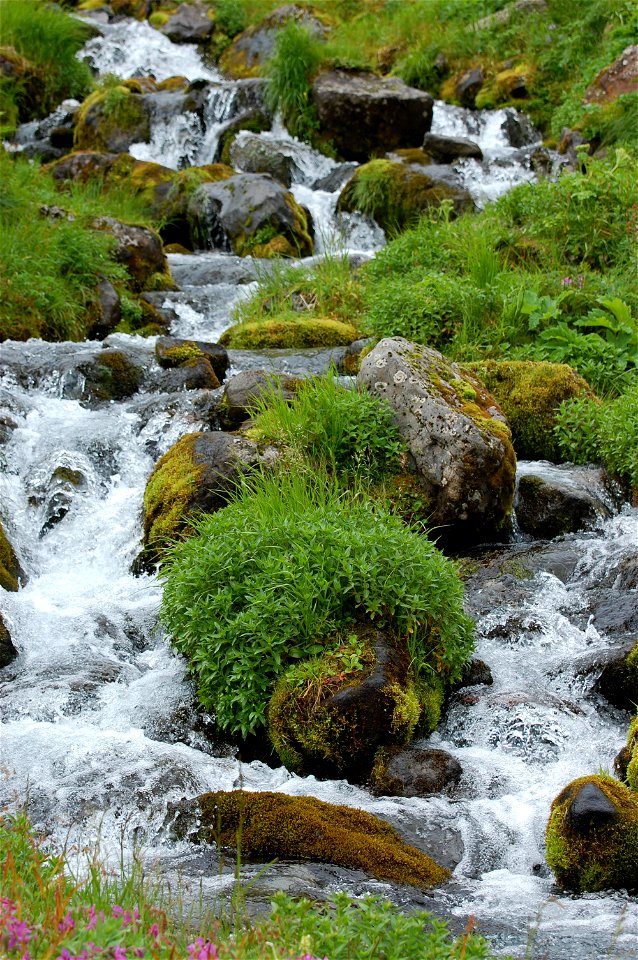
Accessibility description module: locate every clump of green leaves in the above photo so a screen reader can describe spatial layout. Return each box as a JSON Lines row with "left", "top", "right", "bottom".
{"left": 160, "top": 468, "right": 474, "bottom": 737}
{"left": 250, "top": 371, "right": 406, "bottom": 479}
{"left": 555, "top": 379, "right": 638, "bottom": 490}
{"left": 265, "top": 20, "right": 322, "bottom": 141}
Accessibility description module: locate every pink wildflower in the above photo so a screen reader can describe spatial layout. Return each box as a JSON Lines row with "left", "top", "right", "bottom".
{"left": 148, "top": 923, "right": 160, "bottom": 940}
{"left": 187, "top": 938, "right": 219, "bottom": 960}
{"left": 58, "top": 913, "right": 75, "bottom": 933}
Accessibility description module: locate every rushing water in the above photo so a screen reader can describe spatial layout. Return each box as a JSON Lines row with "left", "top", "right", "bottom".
{"left": 1, "top": 14, "right": 637, "bottom": 960}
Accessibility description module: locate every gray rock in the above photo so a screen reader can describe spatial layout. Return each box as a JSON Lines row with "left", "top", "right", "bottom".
{"left": 371, "top": 746, "right": 462, "bottom": 797}
{"left": 219, "top": 5, "right": 326, "bottom": 78}
{"left": 155, "top": 336, "right": 229, "bottom": 381}
{"left": 455, "top": 67, "right": 484, "bottom": 108}
{"left": 565, "top": 781, "right": 619, "bottom": 831}
{"left": 515, "top": 462, "right": 620, "bottom": 539}
{"left": 89, "top": 279, "right": 121, "bottom": 341}
{"left": 91, "top": 217, "right": 169, "bottom": 291}
{"left": 187, "top": 173, "right": 312, "bottom": 256}
{"left": 161, "top": 2, "right": 213, "bottom": 43}
{"left": 422, "top": 132, "right": 483, "bottom": 162}
{"left": 312, "top": 70, "right": 433, "bottom": 161}
{"left": 357, "top": 338, "right": 516, "bottom": 543}
{"left": 500, "top": 107, "right": 538, "bottom": 148}
{"left": 229, "top": 132, "right": 298, "bottom": 186}
{"left": 221, "top": 369, "right": 300, "bottom": 426}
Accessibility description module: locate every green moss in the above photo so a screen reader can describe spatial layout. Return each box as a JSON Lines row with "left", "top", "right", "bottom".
{"left": 413, "top": 674, "right": 445, "bottom": 737}
{"left": 142, "top": 433, "right": 203, "bottom": 557}
{"left": 625, "top": 713, "right": 638, "bottom": 791}
{"left": 0, "top": 520, "right": 23, "bottom": 592}
{"left": 81, "top": 350, "right": 143, "bottom": 402}
{"left": 219, "top": 317, "right": 358, "bottom": 349}
{"left": 475, "top": 63, "right": 533, "bottom": 109}
{"left": 468, "top": 360, "right": 592, "bottom": 461}
{"left": 194, "top": 790, "right": 449, "bottom": 889}
{"left": 545, "top": 774, "right": 638, "bottom": 892}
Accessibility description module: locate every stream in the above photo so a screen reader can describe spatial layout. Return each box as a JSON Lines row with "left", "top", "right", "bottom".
{"left": 1, "top": 14, "right": 637, "bottom": 960}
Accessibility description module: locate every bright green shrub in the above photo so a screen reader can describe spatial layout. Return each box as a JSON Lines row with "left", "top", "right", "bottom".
{"left": 250, "top": 372, "right": 406, "bottom": 479}
{"left": 160, "top": 469, "right": 474, "bottom": 737}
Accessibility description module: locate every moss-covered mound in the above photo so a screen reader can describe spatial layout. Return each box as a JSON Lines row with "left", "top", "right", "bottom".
{"left": 194, "top": 790, "right": 449, "bottom": 889}
{"left": 546, "top": 774, "right": 638, "bottom": 892}
{"left": 468, "top": 360, "right": 593, "bottom": 461}
{"left": 338, "top": 159, "right": 474, "bottom": 233}
{"left": 219, "top": 317, "right": 358, "bottom": 349}
{"left": 0, "top": 519, "right": 25, "bottom": 592}
{"left": 624, "top": 714, "right": 638, "bottom": 791}
{"left": 268, "top": 626, "right": 430, "bottom": 780}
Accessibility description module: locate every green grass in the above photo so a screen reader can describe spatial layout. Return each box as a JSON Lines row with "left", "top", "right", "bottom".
{"left": 264, "top": 19, "right": 323, "bottom": 141}
{"left": 0, "top": 0, "right": 94, "bottom": 128}
{"left": 0, "top": 151, "right": 155, "bottom": 342}
{"left": 160, "top": 466, "right": 474, "bottom": 737}
{"left": 0, "top": 810, "right": 502, "bottom": 960}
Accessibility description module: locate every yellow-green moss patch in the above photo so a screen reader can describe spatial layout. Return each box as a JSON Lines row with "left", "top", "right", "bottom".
{"left": 142, "top": 433, "right": 204, "bottom": 555}
{"left": 195, "top": 790, "right": 449, "bottom": 889}
{"left": 220, "top": 317, "right": 358, "bottom": 349}
{"left": 0, "top": 520, "right": 24, "bottom": 592}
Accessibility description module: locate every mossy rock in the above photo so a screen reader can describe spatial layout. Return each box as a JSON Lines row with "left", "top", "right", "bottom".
{"left": 218, "top": 112, "right": 273, "bottom": 167}
{"left": 0, "top": 519, "right": 26, "bottom": 592}
{"left": 139, "top": 431, "right": 278, "bottom": 568}
{"left": 110, "top": 0, "right": 150, "bottom": 18}
{"left": 622, "top": 713, "right": 638, "bottom": 789}
{"left": 0, "top": 611, "right": 18, "bottom": 668}
{"left": 220, "top": 317, "right": 358, "bottom": 349}
{"left": 77, "top": 349, "right": 143, "bottom": 403}
{"left": 74, "top": 86, "right": 150, "bottom": 153}
{"left": 268, "top": 626, "right": 425, "bottom": 781}
{"left": 0, "top": 45, "right": 45, "bottom": 126}
{"left": 475, "top": 62, "right": 533, "bottom": 109}
{"left": 545, "top": 774, "right": 638, "bottom": 892}
{"left": 186, "top": 790, "right": 449, "bottom": 889}
{"left": 338, "top": 159, "right": 474, "bottom": 233}
{"left": 467, "top": 360, "right": 593, "bottom": 461}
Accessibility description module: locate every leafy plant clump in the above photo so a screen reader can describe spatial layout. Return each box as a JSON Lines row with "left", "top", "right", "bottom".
{"left": 249, "top": 371, "right": 406, "bottom": 480}
{"left": 264, "top": 20, "right": 323, "bottom": 141}
{"left": 160, "top": 469, "right": 474, "bottom": 737}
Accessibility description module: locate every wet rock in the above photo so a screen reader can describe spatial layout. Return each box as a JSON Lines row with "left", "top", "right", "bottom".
{"left": 187, "top": 174, "right": 313, "bottom": 257}
{"left": 74, "top": 349, "right": 144, "bottom": 404}
{"left": 137, "top": 431, "right": 279, "bottom": 569}
{"left": 312, "top": 70, "right": 434, "bottom": 161}
{"left": 515, "top": 463, "right": 621, "bottom": 539}
{"left": 0, "top": 519, "right": 26, "bottom": 592}
{"left": 370, "top": 746, "right": 463, "bottom": 797}
{"left": 584, "top": 45, "right": 638, "bottom": 105}
{"left": 161, "top": 2, "right": 214, "bottom": 44}
{"left": 0, "top": 612, "right": 18, "bottom": 667}
{"left": 151, "top": 358, "right": 221, "bottom": 392}
{"left": 358, "top": 338, "right": 516, "bottom": 545}
{"left": 337, "top": 337, "right": 374, "bottom": 376}
{"left": 422, "top": 132, "right": 483, "bottom": 162}
{"left": 593, "top": 639, "right": 638, "bottom": 711}
{"left": 529, "top": 146, "right": 553, "bottom": 176}
{"left": 35, "top": 463, "right": 88, "bottom": 538}
{"left": 455, "top": 67, "right": 484, "bottom": 108}
{"left": 88, "top": 279, "right": 121, "bottom": 341}
{"left": 456, "top": 658, "right": 494, "bottom": 689}
{"left": 229, "top": 132, "right": 298, "bottom": 186}
{"left": 311, "top": 162, "right": 357, "bottom": 192}
{"left": 155, "top": 337, "right": 229, "bottom": 382}
{"left": 546, "top": 774, "right": 638, "bottom": 892}
{"left": 221, "top": 369, "right": 301, "bottom": 427}
{"left": 74, "top": 85, "right": 151, "bottom": 153}
{"left": 11, "top": 99, "right": 80, "bottom": 161}
{"left": 587, "top": 590, "right": 638, "bottom": 637}
{"left": 168, "top": 790, "right": 449, "bottom": 889}
{"left": 500, "top": 107, "right": 538, "bottom": 148}
{"left": 91, "top": 217, "right": 172, "bottom": 292}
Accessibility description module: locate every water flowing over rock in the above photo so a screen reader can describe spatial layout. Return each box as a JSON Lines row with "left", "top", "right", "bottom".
{"left": 312, "top": 70, "right": 434, "bottom": 161}
{"left": 358, "top": 338, "right": 516, "bottom": 543}
{"left": 515, "top": 462, "right": 623, "bottom": 539}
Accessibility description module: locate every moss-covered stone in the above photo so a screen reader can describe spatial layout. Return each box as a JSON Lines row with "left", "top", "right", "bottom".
{"left": 190, "top": 790, "right": 449, "bottom": 889}
{"left": 338, "top": 159, "right": 474, "bottom": 233}
{"left": 74, "top": 85, "right": 150, "bottom": 153}
{"left": 78, "top": 349, "right": 143, "bottom": 403}
{"left": 467, "top": 360, "right": 592, "bottom": 461}
{"left": 475, "top": 62, "right": 533, "bottom": 109}
{"left": 624, "top": 714, "right": 638, "bottom": 790}
{"left": 220, "top": 317, "right": 358, "bottom": 349}
{"left": 0, "top": 519, "right": 25, "bottom": 592}
{"left": 545, "top": 774, "right": 638, "bottom": 892}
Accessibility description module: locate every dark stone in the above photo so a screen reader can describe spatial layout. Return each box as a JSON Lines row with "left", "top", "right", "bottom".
{"left": 88, "top": 279, "right": 121, "bottom": 341}
{"left": 155, "top": 337, "right": 229, "bottom": 381}
{"left": 515, "top": 465, "right": 619, "bottom": 540}
{"left": 49, "top": 126, "right": 75, "bottom": 149}
{"left": 500, "top": 107, "right": 538, "bottom": 148}
{"left": 565, "top": 781, "right": 619, "bottom": 833}
{"left": 74, "top": 349, "right": 144, "bottom": 403}
{"left": 593, "top": 641, "right": 638, "bottom": 711}
{"left": 221, "top": 369, "right": 301, "bottom": 426}
{"left": 161, "top": 2, "right": 213, "bottom": 43}
{"left": 422, "top": 132, "right": 483, "bottom": 162}
{"left": 371, "top": 746, "right": 463, "bottom": 797}
{"left": 312, "top": 70, "right": 434, "bottom": 161}
{"left": 219, "top": 5, "right": 326, "bottom": 79}
{"left": 91, "top": 217, "right": 169, "bottom": 291}
{"left": 152, "top": 358, "right": 221, "bottom": 392}
{"left": 311, "top": 162, "right": 357, "bottom": 192}
{"left": 229, "top": 133, "right": 297, "bottom": 186}
{"left": 456, "top": 658, "right": 493, "bottom": 689}
{"left": 455, "top": 67, "right": 484, "bottom": 108}
{"left": 0, "top": 612, "right": 18, "bottom": 667}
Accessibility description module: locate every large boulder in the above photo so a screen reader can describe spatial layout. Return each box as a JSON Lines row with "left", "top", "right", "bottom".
{"left": 515, "top": 463, "right": 621, "bottom": 539}
{"left": 422, "top": 132, "right": 483, "bottom": 162}
{"left": 219, "top": 4, "right": 327, "bottom": 79}
{"left": 155, "top": 337, "right": 229, "bottom": 383}
{"left": 168, "top": 790, "right": 448, "bottom": 889}
{"left": 337, "top": 159, "right": 474, "bottom": 232}
{"left": 228, "top": 132, "right": 299, "bottom": 186}
{"left": 138, "top": 431, "right": 279, "bottom": 569}
{"left": 160, "top": 2, "right": 214, "bottom": 44}
{"left": 546, "top": 775, "right": 638, "bottom": 892}
{"left": 91, "top": 217, "right": 173, "bottom": 292}
{"left": 357, "top": 338, "right": 516, "bottom": 543}
{"left": 312, "top": 70, "right": 434, "bottom": 161}
{"left": 187, "top": 173, "right": 313, "bottom": 256}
